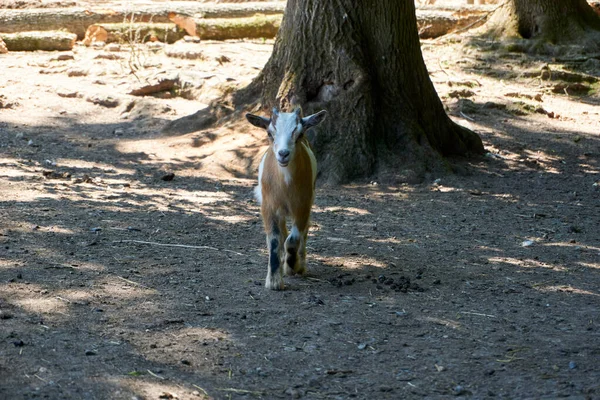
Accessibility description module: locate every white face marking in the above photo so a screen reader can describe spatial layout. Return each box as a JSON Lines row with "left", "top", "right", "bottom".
{"left": 269, "top": 111, "right": 303, "bottom": 167}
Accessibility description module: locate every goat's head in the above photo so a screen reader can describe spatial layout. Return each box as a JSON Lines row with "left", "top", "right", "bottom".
{"left": 246, "top": 107, "right": 327, "bottom": 167}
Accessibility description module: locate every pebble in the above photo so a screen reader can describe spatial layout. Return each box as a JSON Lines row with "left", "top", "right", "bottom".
{"left": 161, "top": 172, "right": 175, "bottom": 181}
{"left": 568, "top": 361, "right": 577, "bottom": 370}
{"left": 0, "top": 310, "right": 13, "bottom": 319}
{"left": 453, "top": 385, "right": 466, "bottom": 396}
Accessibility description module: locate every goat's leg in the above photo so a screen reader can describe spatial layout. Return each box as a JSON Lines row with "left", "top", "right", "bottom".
{"left": 264, "top": 216, "right": 285, "bottom": 290}
{"left": 286, "top": 214, "right": 309, "bottom": 275}
{"left": 297, "top": 226, "right": 309, "bottom": 275}
{"left": 283, "top": 225, "right": 301, "bottom": 275}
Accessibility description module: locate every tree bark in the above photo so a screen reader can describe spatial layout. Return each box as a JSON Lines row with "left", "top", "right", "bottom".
{"left": 234, "top": 0, "right": 484, "bottom": 184}
{"left": 484, "top": 0, "right": 600, "bottom": 50}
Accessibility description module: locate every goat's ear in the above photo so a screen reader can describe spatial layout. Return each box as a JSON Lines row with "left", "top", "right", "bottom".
{"left": 302, "top": 110, "right": 327, "bottom": 129}
{"left": 245, "top": 113, "right": 271, "bottom": 130}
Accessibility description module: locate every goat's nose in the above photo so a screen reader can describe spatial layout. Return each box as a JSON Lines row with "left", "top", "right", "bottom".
{"left": 278, "top": 150, "right": 290, "bottom": 159}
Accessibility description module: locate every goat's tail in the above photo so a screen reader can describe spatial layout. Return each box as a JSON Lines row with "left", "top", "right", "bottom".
{"left": 254, "top": 184, "right": 262, "bottom": 204}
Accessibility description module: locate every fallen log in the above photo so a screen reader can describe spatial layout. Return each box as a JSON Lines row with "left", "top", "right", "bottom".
{"left": 0, "top": 35, "right": 7, "bottom": 53}
{"left": 0, "top": 2, "right": 286, "bottom": 39}
{"left": 417, "top": 10, "right": 486, "bottom": 39}
{"left": 1, "top": 31, "right": 77, "bottom": 51}
{"left": 0, "top": 4, "right": 492, "bottom": 43}
{"left": 196, "top": 14, "right": 281, "bottom": 40}
{"left": 83, "top": 23, "right": 186, "bottom": 45}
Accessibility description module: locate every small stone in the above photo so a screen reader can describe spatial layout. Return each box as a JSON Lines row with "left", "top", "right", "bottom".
{"left": 105, "top": 43, "right": 121, "bottom": 52}
{"left": 184, "top": 36, "right": 201, "bottom": 43}
{"left": 86, "top": 95, "right": 120, "bottom": 108}
{"left": 284, "top": 388, "right": 301, "bottom": 399}
{"left": 56, "top": 53, "right": 75, "bottom": 61}
{"left": 181, "top": 359, "right": 191, "bottom": 365}
{"left": 161, "top": 172, "right": 175, "bottom": 181}
{"left": 453, "top": 385, "right": 466, "bottom": 396}
{"left": 568, "top": 361, "right": 577, "bottom": 370}
{"left": 57, "top": 90, "right": 80, "bottom": 98}
{"left": 13, "top": 340, "right": 25, "bottom": 347}
{"left": 0, "top": 310, "right": 13, "bottom": 319}
{"left": 85, "top": 349, "right": 97, "bottom": 356}
{"left": 67, "top": 68, "right": 88, "bottom": 77}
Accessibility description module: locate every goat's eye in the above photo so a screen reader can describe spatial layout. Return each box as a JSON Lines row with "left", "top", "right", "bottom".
{"left": 267, "top": 130, "right": 274, "bottom": 140}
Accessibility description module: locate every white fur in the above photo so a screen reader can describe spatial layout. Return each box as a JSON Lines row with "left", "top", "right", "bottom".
{"left": 255, "top": 152, "right": 266, "bottom": 204}
{"left": 280, "top": 165, "right": 292, "bottom": 185}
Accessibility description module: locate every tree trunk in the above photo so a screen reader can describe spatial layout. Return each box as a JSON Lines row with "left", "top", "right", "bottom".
{"left": 484, "top": 0, "right": 600, "bottom": 50}
{"left": 236, "top": 0, "right": 484, "bottom": 184}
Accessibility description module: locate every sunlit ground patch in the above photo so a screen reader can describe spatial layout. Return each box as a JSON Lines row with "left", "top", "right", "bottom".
{"left": 536, "top": 285, "right": 599, "bottom": 297}
{"left": 487, "top": 256, "right": 568, "bottom": 272}
{"left": 311, "top": 254, "right": 388, "bottom": 270}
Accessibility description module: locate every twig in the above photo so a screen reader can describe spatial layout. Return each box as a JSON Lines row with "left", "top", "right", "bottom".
{"left": 45, "top": 264, "right": 77, "bottom": 270}
{"left": 459, "top": 311, "right": 496, "bottom": 318}
{"left": 437, "top": 58, "right": 450, "bottom": 77}
{"left": 193, "top": 385, "right": 210, "bottom": 396}
{"left": 114, "top": 239, "right": 218, "bottom": 250}
{"left": 217, "top": 388, "right": 263, "bottom": 395}
{"left": 116, "top": 275, "right": 150, "bottom": 289}
{"left": 460, "top": 111, "right": 475, "bottom": 121}
{"left": 305, "top": 277, "right": 326, "bottom": 282}
{"left": 113, "top": 239, "right": 245, "bottom": 256}
{"left": 147, "top": 369, "right": 165, "bottom": 380}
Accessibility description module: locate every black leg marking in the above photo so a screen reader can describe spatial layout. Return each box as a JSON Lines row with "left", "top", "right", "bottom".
{"left": 269, "top": 237, "right": 280, "bottom": 275}
{"left": 285, "top": 251, "right": 297, "bottom": 271}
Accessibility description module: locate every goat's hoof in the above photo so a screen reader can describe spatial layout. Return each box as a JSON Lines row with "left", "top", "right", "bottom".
{"left": 265, "top": 276, "right": 285, "bottom": 290}
{"left": 294, "top": 263, "right": 306, "bottom": 275}
{"left": 283, "top": 263, "right": 294, "bottom": 276}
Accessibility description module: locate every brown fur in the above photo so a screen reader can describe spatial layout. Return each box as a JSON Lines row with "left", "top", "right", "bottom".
{"left": 260, "top": 136, "right": 315, "bottom": 235}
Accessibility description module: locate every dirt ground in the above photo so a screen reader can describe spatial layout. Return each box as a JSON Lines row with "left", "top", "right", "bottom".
{"left": 1, "top": 3, "right": 600, "bottom": 399}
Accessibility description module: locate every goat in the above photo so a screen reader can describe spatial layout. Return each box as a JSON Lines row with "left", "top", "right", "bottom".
{"left": 246, "top": 107, "right": 327, "bottom": 290}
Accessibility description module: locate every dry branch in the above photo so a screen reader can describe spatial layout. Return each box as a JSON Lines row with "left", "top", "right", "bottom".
{"left": 1, "top": 31, "right": 76, "bottom": 51}
{"left": 129, "top": 79, "right": 177, "bottom": 96}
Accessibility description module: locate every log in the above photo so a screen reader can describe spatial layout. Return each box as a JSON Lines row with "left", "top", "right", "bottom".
{"left": 84, "top": 23, "right": 186, "bottom": 45}
{"left": 0, "top": 35, "right": 7, "bottom": 53}
{"left": 1, "top": 31, "right": 77, "bottom": 51}
{"left": 417, "top": 10, "right": 486, "bottom": 39}
{"left": 0, "top": 3, "right": 492, "bottom": 43}
{"left": 196, "top": 15, "right": 281, "bottom": 40}
{"left": 0, "top": 2, "right": 286, "bottom": 39}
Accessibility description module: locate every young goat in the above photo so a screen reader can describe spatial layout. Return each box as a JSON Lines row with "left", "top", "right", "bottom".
{"left": 246, "top": 107, "right": 327, "bottom": 290}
